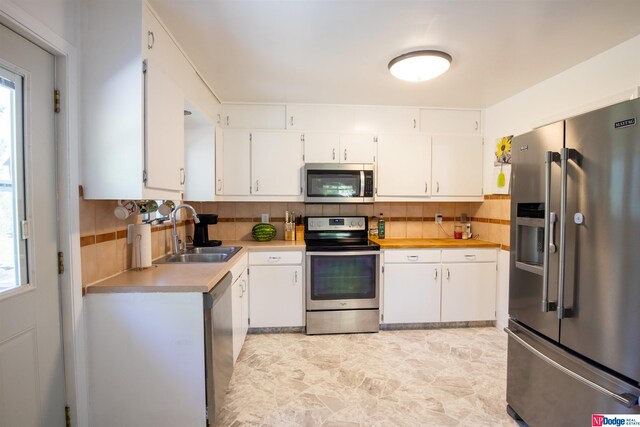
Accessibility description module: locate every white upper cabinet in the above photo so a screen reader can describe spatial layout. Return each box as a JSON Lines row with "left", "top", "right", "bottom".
{"left": 251, "top": 132, "right": 303, "bottom": 196}
{"left": 286, "top": 104, "right": 355, "bottom": 131}
{"left": 339, "top": 134, "right": 376, "bottom": 163}
{"left": 376, "top": 134, "right": 431, "bottom": 197}
{"left": 82, "top": 1, "right": 219, "bottom": 200}
{"left": 303, "top": 133, "right": 340, "bottom": 163}
{"left": 217, "top": 130, "right": 251, "bottom": 196}
{"left": 354, "top": 106, "right": 419, "bottom": 133}
{"left": 183, "top": 106, "right": 215, "bottom": 201}
{"left": 421, "top": 109, "right": 481, "bottom": 135}
{"left": 431, "top": 135, "right": 483, "bottom": 197}
{"left": 220, "top": 104, "right": 286, "bottom": 129}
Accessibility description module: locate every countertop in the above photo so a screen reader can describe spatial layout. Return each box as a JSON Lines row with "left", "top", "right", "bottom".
{"left": 370, "top": 237, "right": 500, "bottom": 249}
{"left": 85, "top": 238, "right": 498, "bottom": 294}
{"left": 86, "top": 240, "right": 305, "bottom": 295}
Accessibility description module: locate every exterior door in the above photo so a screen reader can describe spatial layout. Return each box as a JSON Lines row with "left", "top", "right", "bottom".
{"left": 0, "top": 24, "right": 66, "bottom": 427}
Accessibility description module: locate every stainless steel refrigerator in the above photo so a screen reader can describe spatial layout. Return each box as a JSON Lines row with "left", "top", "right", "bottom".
{"left": 506, "top": 98, "right": 640, "bottom": 425}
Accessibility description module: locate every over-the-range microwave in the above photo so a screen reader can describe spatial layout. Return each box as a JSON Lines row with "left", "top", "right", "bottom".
{"left": 303, "top": 163, "right": 374, "bottom": 204}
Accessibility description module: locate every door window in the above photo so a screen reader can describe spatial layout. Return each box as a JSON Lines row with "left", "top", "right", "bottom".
{"left": 0, "top": 67, "right": 27, "bottom": 293}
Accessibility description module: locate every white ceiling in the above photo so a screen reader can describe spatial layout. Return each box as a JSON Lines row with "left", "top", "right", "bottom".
{"left": 149, "top": 0, "right": 640, "bottom": 108}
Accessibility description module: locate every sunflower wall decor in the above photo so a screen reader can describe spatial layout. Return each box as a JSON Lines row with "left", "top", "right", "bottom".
{"left": 495, "top": 135, "right": 512, "bottom": 164}
{"left": 494, "top": 135, "right": 513, "bottom": 190}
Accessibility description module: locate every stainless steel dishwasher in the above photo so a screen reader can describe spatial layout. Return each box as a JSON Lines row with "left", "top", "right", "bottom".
{"left": 203, "top": 272, "right": 233, "bottom": 425}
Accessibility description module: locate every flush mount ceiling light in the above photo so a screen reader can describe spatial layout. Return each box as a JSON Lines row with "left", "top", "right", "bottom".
{"left": 388, "top": 50, "right": 452, "bottom": 82}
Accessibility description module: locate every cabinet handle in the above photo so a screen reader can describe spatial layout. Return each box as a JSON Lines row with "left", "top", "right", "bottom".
{"left": 436, "top": 181, "right": 440, "bottom": 193}
{"left": 294, "top": 270, "right": 298, "bottom": 284}
{"left": 464, "top": 254, "right": 477, "bottom": 260}
{"left": 407, "top": 255, "right": 419, "bottom": 261}
{"left": 425, "top": 182, "right": 428, "bottom": 193}
{"left": 217, "top": 179, "right": 223, "bottom": 192}
{"left": 147, "top": 31, "right": 154, "bottom": 49}
{"left": 332, "top": 148, "right": 336, "bottom": 160}
{"left": 413, "top": 118, "right": 417, "bottom": 129}
{"left": 255, "top": 180, "right": 259, "bottom": 192}
{"left": 434, "top": 268, "right": 438, "bottom": 280}
{"left": 216, "top": 113, "right": 221, "bottom": 124}
{"left": 267, "top": 256, "right": 281, "bottom": 263}
{"left": 344, "top": 148, "right": 347, "bottom": 161}
{"left": 179, "top": 168, "right": 185, "bottom": 185}
{"left": 226, "top": 115, "right": 230, "bottom": 126}
{"left": 290, "top": 116, "right": 294, "bottom": 126}
{"left": 475, "top": 120, "right": 479, "bottom": 131}
{"left": 239, "top": 284, "right": 244, "bottom": 297}
{"left": 446, "top": 268, "right": 450, "bottom": 280}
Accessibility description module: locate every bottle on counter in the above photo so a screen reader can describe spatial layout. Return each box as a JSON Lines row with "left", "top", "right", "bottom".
{"left": 378, "top": 213, "right": 385, "bottom": 239}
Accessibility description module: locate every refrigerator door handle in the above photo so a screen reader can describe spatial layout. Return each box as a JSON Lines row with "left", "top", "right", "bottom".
{"left": 505, "top": 327, "right": 639, "bottom": 408}
{"left": 558, "top": 148, "right": 577, "bottom": 319}
{"left": 543, "top": 151, "right": 560, "bottom": 312}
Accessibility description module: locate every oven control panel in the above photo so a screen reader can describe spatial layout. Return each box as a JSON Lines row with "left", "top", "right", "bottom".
{"left": 306, "top": 216, "right": 366, "bottom": 231}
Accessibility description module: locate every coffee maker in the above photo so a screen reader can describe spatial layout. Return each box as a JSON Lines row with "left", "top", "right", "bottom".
{"left": 193, "top": 214, "right": 221, "bottom": 247}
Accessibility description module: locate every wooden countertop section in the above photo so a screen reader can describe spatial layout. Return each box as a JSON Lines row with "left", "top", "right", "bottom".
{"left": 370, "top": 238, "right": 500, "bottom": 249}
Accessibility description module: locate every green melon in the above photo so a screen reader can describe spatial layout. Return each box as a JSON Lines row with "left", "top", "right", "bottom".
{"left": 252, "top": 223, "right": 277, "bottom": 241}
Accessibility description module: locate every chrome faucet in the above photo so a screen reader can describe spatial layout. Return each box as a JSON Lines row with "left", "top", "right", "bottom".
{"left": 171, "top": 204, "right": 200, "bottom": 254}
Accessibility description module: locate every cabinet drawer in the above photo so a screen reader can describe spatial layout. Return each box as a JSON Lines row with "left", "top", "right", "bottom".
{"left": 441, "top": 249, "right": 497, "bottom": 263}
{"left": 249, "top": 251, "right": 303, "bottom": 265}
{"left": 229, "top": 253, "right": 248, "bottom": 282}
{"left": 384, "top": 249, "right": 441, "bottom": 264}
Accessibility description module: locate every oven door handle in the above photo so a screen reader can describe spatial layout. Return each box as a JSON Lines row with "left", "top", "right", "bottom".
{"left": 306, "top": 250, "right": 381, "bottom": 257}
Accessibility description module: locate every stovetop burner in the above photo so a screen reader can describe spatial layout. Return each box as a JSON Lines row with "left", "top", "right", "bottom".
{"left": 304, "top": 216, "right": 379, "bottom": 251}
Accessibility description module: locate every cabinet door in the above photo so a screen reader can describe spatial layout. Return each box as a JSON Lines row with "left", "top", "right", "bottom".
{"left": 432, "top": 135, "right": 483, "bottom": 196}
{"left": 441, "top": 263, "right": 496, "bottom": 321}
{"left": 251, "top": 132, "right": 303, "bottom": 196}
{"left": 231, "top": 278, "right": 243, "bottom": 364}
{"left": 220, "top": 104, "right": 286, "bottom": 129}
{"left": 377, "top": 134, "right": 431, "bottom": 196}
{"left": 383, "top": 264, "right": 441, "bottom": 323}
{"left": 339, "top": 134, "right": 376, "bottom": 163}
{"left": 420, "top": 109, "right": 481, "bottom": 134}
{"left": 303, "top": 133, "right": 340, "bottom": 163}
{"left": 354, "top": 106, "right": 419, "bottom": 132}
{"left": 144, "top": 59, "right": 185, "bottom": 192}
{"left": 286, "top": 104, "right": 354, "bottom": 131}
{"left": 249, "top": 265, "right": 304, "bottom": 328}
{"left": 219, "top": 130, "right": 251, "bottom": 195}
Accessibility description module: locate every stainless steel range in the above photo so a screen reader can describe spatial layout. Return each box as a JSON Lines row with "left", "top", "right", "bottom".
{"left": 304, "top": 216, "right": 380, "bottom": 335}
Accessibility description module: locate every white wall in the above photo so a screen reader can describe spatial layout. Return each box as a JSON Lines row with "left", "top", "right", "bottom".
{"left": 485, "top": 34, "right": 640, "bottom": 328}
{"left": 5, "top": 0, "right": 80, "bottom": 45}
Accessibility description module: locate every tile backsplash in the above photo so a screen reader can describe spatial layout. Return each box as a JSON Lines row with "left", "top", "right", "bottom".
{"left": 79, "top": 196, "right": 511, "bottom": 289}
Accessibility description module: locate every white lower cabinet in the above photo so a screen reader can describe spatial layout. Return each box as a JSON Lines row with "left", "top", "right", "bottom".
{"left": 248, "top": 251, "right": 305, "bottom": 328}
{"left": 382, "top": 248, "right": 497, "bottom": 324}
{"left": 231, "top": 268, "right": 249, "bottom": 364}
{"left": 441, "top": 249, "right": 497, "bottom": 322}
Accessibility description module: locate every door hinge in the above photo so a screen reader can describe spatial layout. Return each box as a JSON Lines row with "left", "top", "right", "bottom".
{"left": 65, "top": 405, "right": 71, "bottom": 427}
{"left": 54, "top": 89, "right": 61, "bottom": 113}
{"left": 247, "top": 268, "right": 249, "bottom": 275}
{"left": 302, "top": 154, "right": 305, "bottom": 162}
{"left": 143, "top": 170, "right": 148, "bottom": 184}
{"left": 381, "top": 314, "right": 384, "bottom": 322}
{"left": 248, "top": 317, "right": 250, "bottom": 326}
{"left": 58, "top": 252, "right": 64, "bottom": 275}
{"left": 20, "top": 220, "right": 29, "bottom": 240}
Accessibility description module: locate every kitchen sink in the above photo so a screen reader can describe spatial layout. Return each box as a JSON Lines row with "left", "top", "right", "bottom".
{"left": 155, "top": 246, "right": 241, "bottom": 264}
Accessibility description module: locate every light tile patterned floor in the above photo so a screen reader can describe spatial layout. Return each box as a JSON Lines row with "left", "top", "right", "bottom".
{"left": 217, "top": 327, "right": 519, "bottom": 426}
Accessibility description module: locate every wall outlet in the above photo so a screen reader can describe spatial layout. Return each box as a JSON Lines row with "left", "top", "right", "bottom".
{"left": 261, "top": 213, "right": 270, "bottom": 223}
{"left": 435, "top": 213, "right": 443, "bottom": 224}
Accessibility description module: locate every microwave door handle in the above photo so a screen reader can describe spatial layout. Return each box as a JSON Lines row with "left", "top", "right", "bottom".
{"left": 360, "top": 171, "right": 365, "bottom": 197}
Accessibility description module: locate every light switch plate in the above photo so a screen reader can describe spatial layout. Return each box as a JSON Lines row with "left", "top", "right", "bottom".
{"left": 261, "top": 213, "right": 270, "bottom": 223}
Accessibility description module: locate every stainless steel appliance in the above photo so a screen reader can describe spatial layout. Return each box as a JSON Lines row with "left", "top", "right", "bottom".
{"left": 506, "top": 99, "right": 640, "bottom": 425}
{"left": 305, "top": 216, "right": 380, "bottom": 334}
{"left": 304, "top": 163, "right": 374, "bottom": 203}
{"left": 203, "top": 272, "right": 233, "bottom": 425}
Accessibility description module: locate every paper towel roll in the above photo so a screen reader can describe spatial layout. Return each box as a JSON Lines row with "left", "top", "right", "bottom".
{"left": 128, "top": 223, "right": 152, "bottom": 269}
